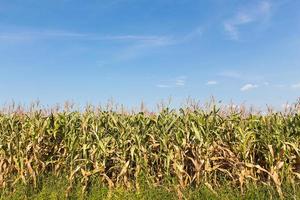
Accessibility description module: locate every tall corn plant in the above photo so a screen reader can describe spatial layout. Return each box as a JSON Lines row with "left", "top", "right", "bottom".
{"left": 0, "top": 101, "right": 299, "bottom": 199}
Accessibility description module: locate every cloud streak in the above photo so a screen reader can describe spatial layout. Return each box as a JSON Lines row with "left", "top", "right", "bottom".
{"left": 0, "top": 25, "right": 203, "bottom": 44}
{"left": 218, "top": 70, "right": 266, "bottom": 82}
{"left": 156, "top": 76, "right": 187, "bottom": 89}
{"left": 0, "top": 26, "right": 203, "bottom": 61}
{"left": 0, "top": 30, "right": 172, "bottom": 44}
{"left": 223, "top": 1, "right": 272, "bottom": 40}
{"left": 206, "top": 80, "right": 218, "bottom": 85}
{"left": 112, "top": 27, "right": 203, "bottom": 61}
{"left": 219, "top": 70, "right": 242, "bottom": 79}
{"left": 291, "top": 83, "right": 300, "bottom": 89}
{"left": 240, "top": 84, "right": 258, "bottom": 91}
{"left": 175, "top": 76, "right": 186, "bottom": 87}
{"left": 156, "top": 84, "right": 172, "bottom": 88}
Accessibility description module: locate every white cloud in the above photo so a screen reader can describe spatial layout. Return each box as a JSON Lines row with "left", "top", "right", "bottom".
{"left": 274, "top": 84, "right": 286, "bottom": 88}
{"left": 0, "top": 26, "right": 203, "bottom": 61}
{"left": 156, "top": 84, "right": 171, "bottom": 88}
{"left": 0, "top": 30, "right": 83, "bottom": 41}
{"left": 114, "top": 36, "right": 174, "bottom": 61}
{"left": 182, "top": 27, "right": 203, "bottom": 42}
{"left": 175, "top": 76, "right": 186, "bottom": 87}
{"left": 259, "top": 1, "right": 272, "bottom": 14}
{"left": 263, "top": 81, "right": 270, "bottom": 86}
{"left": 218, "top": 70, "right": 266, "bottom": 82}
{"left": 0, "top": 30, "right": 172, "bottom": 44}
{"left": 219, "top": 70, "right": 243, "bottom": 79}
{"left": 240, "top": 84, "right": 258, "bottom": 91}
{"left": 175, "top": 80, "right": 185, "bottom": 86}
{"left": 291, "top": 83, "right": 300, "bottom": 89}
{"left": 0, "top": 29, "right": 176, "bottom": 63}
{"left": 0, "top": 25, "right": 204, "bottom": 45}
{"left": 111, "top": 27, "right": 204, "bottom": 61}
{"left": 206, "top": 80, "right": 218, "bottom": 85}
{"left": 223, "top": 1, "right": 272, "bottom": 40}
{"left": 223, "top": 23, "right": 239, "bottom": 40}
{"left": 156, "top": 76, "right": 187, "bottom": 89}
{"left": 0, "top": 25, "right": 204, "bottom": 44}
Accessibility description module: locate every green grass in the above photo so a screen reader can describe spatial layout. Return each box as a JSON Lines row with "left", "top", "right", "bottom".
{"left": 1, "top": 176, "right": 299, "bottom": 200}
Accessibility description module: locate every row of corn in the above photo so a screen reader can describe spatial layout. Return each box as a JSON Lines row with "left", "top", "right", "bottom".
{"left": 0, "top": 102, "right": 299, "bottom": 198}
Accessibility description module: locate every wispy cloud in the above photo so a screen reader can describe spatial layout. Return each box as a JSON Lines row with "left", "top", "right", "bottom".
{"left": 156, "top": 84, "right": 172, "bottom": 88}
{"left": 291, "top": 83, "right": 300, "bottom": 89}
{"left": 219, "top": 70, "right": 242, "bottom": 79}
{"left": 0, "top": 28, "right": 177, "bottom": 62}
{"left": 0, "top": 30, "right": 83, "bottom": 41}
{"left": 0, "top": 29, "right": 172, "bottom": 44}
{"left": 0, "top": 25, "right": 203, "bottom": 43}
{"left": 240, "top": 83, "right": 259, "bottom": 91}
{"left": 114, "top": 37, "right": 174, "bottom": 61}
{"left": 0, "top": 26, "right": 203, "bottom": 62}
{"left": 274, "top": 84, "right": 286, "bottom": 88}
{"left": 206, "top": 80, "right": 218, "bottom": 85}
{"left": 223, "top": 1, "right": 272, "bottom": 40}
{"left": 182, "top": 27, "right": 203, "bottom": 42}
{"left": 218, "top": 70, "right": 266, "bottom": 82}
{"left": 114, "top": 27, "right": 203, "bottom": 61}
{"left": 263, "top": 81, "right": 270, "bottom": 86}
{"left": 0, "top": 24, "right": 205, "bottom": 44}
{"left": 156, "top": 76, "right": 187, "bottom": 89}
{"left": 175, "top": 76, "right": 186, "bottom": 87}
{"left": 224, "top": 13, "right": 254, "bottom": 40}
{"left": 219, "top": 71, "right": 289, "bottom": 90}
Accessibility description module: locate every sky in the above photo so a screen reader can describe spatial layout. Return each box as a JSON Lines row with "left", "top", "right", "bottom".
{"left": 0, "top": 0, "right": 299, "bottom": 109}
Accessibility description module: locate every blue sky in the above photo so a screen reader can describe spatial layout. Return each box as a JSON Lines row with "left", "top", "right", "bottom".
{"left": 0, "top": 0, "right": 299, "bottom": 109}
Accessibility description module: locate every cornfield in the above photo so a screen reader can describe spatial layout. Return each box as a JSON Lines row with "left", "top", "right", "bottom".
{"left": 0, "top": 100, "right": 300, "bottom": 199}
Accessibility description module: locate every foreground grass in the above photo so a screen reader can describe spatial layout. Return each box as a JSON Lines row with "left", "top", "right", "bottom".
{"left": 1, "top": 176, "right": 300, "bottom": 200}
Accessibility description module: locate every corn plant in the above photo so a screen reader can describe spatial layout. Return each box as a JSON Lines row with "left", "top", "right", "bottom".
{"left": 0, "top": 100, "right": 299, "bottom": 199}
